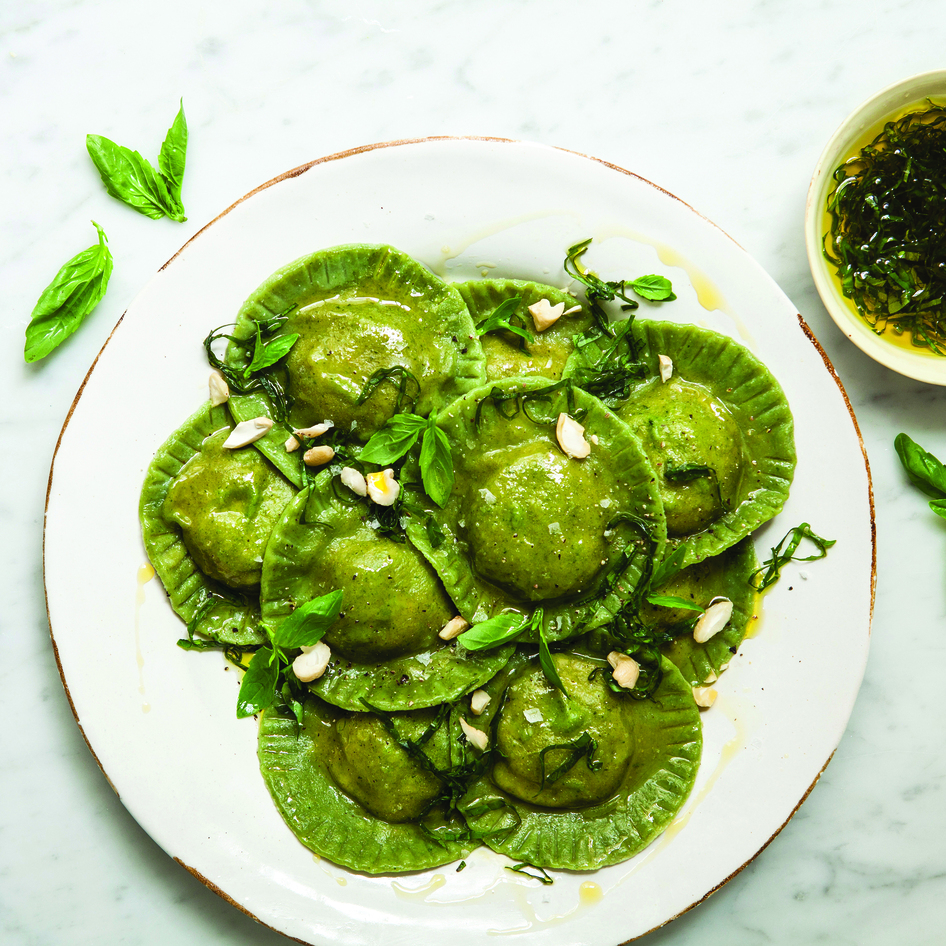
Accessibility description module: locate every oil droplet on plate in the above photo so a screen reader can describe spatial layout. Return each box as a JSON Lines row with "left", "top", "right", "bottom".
{"left": 579, "top": 882, "right": 602, "bottom": 904}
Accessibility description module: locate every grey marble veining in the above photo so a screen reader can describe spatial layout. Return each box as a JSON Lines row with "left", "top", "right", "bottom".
{"left": 3, "top": 0, "right": 946, "bottom": 943}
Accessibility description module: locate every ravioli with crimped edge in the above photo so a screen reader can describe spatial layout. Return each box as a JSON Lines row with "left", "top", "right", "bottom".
{"left": 403, "top": 376, "right": 667, "bottom": 643}
{"left": 140, "top": 401, "right": 295, "bottom": 646}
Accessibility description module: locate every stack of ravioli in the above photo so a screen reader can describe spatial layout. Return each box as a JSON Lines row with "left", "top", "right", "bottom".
{"left": 140, "top": 244, "right": 796, "bottom": 874}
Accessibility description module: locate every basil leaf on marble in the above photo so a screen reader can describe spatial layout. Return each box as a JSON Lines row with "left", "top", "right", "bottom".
{"left": 158, "top": 100, "right": 188, "bottom": 208}
{"left": 272, "top": 589, "right": 344, "bottom": 649}
{"left": 359, "top": 413, "right": 426, "bottom": 464}
{"left": 24, "top": 221, "right": 113, "bottom": 363}
{"left": 420, "top": 412, "right": 454, "bottom": 507}
{"left": 894, "top": 432, "right": 946, "bottom": 498}
{"left": 87, "top": 102, "right": 188, "bottom": 222}
{"left": 236, "top": 646, "right": 279, "bottom": 718}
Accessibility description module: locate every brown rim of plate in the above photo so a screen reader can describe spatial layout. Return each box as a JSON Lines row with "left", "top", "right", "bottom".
{"left": 42, "top": 135, "right": 877, "bottom": 944}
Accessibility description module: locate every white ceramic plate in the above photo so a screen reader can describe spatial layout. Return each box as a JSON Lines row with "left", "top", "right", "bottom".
{"left": 806, "top": 69, "right": 946, "bottom": 385}
{"left": 45, "top": 138, "right": 874, "bottom": 945}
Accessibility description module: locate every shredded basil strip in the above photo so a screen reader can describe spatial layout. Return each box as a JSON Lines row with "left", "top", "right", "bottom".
{"left": 538, "top": 732, "right": 603, "bottom": 790}
{"left": 506, "top": 863, "right": 554, "bottom": 885}
{"left": 356, "top": 365, "right": 420, "bottom": 414}
{"left": 24, "top": 221, "right": 114, "bottom": 363}
{"left": 537, "top": 613, "right": 567, "bottom": 695}
{"left": 825, "top": 104, "right": 946, "bottom": 354}
{"left": 750, "top": 523, "right": 836, "bottom": 592}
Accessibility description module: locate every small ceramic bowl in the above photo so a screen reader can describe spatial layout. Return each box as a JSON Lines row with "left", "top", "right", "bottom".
{"left": 805, "top": 70, "right": 946, "bottom": 385}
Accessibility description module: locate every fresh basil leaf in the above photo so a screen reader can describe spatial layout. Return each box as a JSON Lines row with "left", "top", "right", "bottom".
{"left": 929, "top": 498, "right": 946, "bottom": 519}
{"left": 246, "top": 332, "right": 300, "bottom": 376}
{"left": 894, "top": 432, "right": 946, "bottom": 498}
{"left": 359, "top": 413, "right": 426, "bottom": 464}
{"left": 86, "top": 131, "right": 186, "bottom": 222}
{"left": 630, "top": 274, "right": 676, "bottom": 301}
{"left": 644, "top": 593, "right": 704, "bottom": 612}
{"left": 538, "top": 617, "right": 567, "bottom": 695}
{"left": 236, "top": 646, "right": 278, "bottom": 717}
{"left": 273, "top": 589, "right": 344, "bottom": 649}
{"left": 649, "top": 542, "right": 691, "bottom": 590}
{"left": 24, "top": 221, "right": 113, "bottom": 363}
{"left": 420, "top": 413, "right": 454, "bottom": 507}
{"left": 426, "top": 515, "right": 446, "bottom": 549}
{"left": 158, "top": 99, "right": 188, "bottom": 208}
{"left": 476, "top": 296, "right": 535, "bottom": 346}
{"left": 459, "top": 613, "right": 528, "bottom": 651}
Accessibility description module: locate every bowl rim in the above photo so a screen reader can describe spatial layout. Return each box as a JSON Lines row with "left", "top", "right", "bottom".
{"left": 805, "top": 69, "right": 946, "bottom": 385}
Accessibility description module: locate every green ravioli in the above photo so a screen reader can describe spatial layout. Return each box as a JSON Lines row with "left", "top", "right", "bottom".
{"left": 649, "top": 537, "right": 759, "bottom": 687}
{"left": 458, "top": 652, "right": 701, "bottom": 869}
{"left": 454, "top": 279, "right": 594, "bottom": 382}
{"left": 258, "top": 699, "right": 474, "bottom": 873}
{"left": 571, "top": 319, "right": 795, "bottom": 568}
{"left": 140, "top": 402, "right": 295, "bottom": 645}
{"left": 404, "top": 377, "right": 666, "bottom": 643}
{"left": 226, "top": 244, "right": 487, "bottom": 485}
{"left": 261, "top": 473, "right": 514, "bottom": 711}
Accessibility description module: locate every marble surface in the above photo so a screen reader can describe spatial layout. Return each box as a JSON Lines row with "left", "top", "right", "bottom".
{"left": 2, "top": 1, "right": 945, "bottom": 943}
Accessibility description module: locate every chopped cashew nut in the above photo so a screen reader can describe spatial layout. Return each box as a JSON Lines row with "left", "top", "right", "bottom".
{"left": 294, "top": 421, "right": 334, "bottom": 438}
{"left": 693, "top": 597, "right": 734, "bottom": 643}
{"left": 303, "top": 445, "right": 335, "bottom": 466}
{"left": 703, "top": 671, "right": 718, "bottom": 684}
{"left": 366, "top": 468, "right": 400, "bottom": 506}
{"left": 528, "top": 298, "right": 566, "bottom": 332}
{"left": 693, "top": 686, "right": 718, "bottom": 708}
{"left": 658, "top": 354, "right": 673, "bottom": 383}
{"left": 562, "top": 304, "right": 582, "bottom": 316}
{"left": 460, "top": 717, "right": 488, "bottom": 751}
{"left": 292, "top": 642, "right": 331, "bottom": 682}
{"left": 470, "top": 690, "right": 490, "bottom": 715}
{"left": 208, "top": 370, "right": 230, "bottom": 406}
{"left": 523, "top": 707, "right": 544, "bottom": 723}
{"left": 556, "top": 413, "right": 591, "bottom": 459}
{"left": 223, "top": 416, "right": 273, "bottom": 449}
{"left": 439, "top": 615, "right": 470, "bottom": 640}
{"left": 340, "top": 466, "right": 368, "bottom": 496}
{"left": 607, "top": 651, "right": 640, "bottom": 689}
{"left": 285, "top": 435, "right": 300, "bottom": 452}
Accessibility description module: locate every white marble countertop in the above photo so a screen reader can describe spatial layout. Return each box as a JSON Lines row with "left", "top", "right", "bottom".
{"left": 3, "top": 1, "right": 945, "bottom": 943}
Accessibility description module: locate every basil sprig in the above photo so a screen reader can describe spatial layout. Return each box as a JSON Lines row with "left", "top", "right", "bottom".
{"left": 359, "top": 410, "right": 454, "bottom": 507}
{"left": 564, "top": 238, "right": 675, "bottom": 337}
{"left": 24, "top": 221, "right": 113, "bottom": 363}
{"left": 236, "top": 589, "right": 344, "bottom": 720}
{"left": 86, "top": 100, "right": 188, "bottom": 222}
{"left": 475, "top": 296, "right": 535, "bottom": 348}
